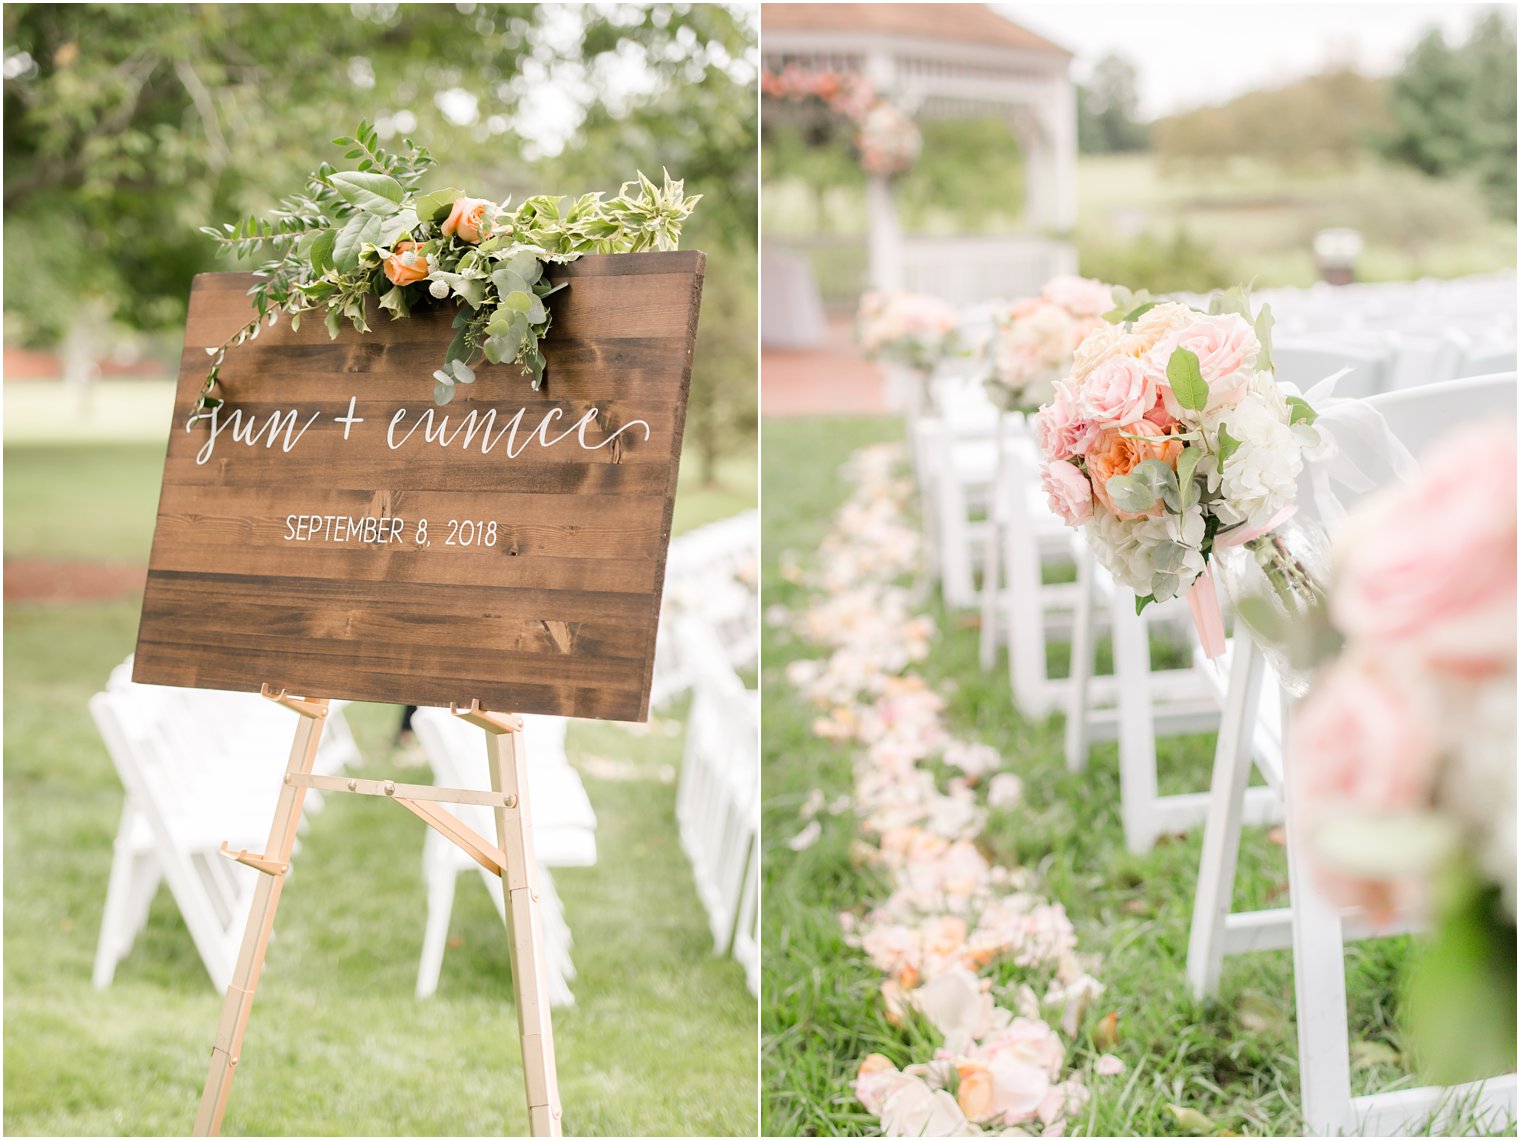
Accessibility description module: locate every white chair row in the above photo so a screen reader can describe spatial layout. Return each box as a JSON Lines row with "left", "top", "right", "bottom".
{"left": 91, "top": 668, "right": 360, "bottom": 993}
{"left": 651, "top": 510, "right": 759, "bottom": 709}
{"left": 408, "top": 707, "right": 595, "bottom": 1007}
{"left": 673, "top": 616, "right": 759, "bottom": 995}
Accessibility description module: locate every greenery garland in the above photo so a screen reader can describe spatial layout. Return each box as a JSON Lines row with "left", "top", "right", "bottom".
{"left": 195, "top": 120, "right": 699, "bottom": 418}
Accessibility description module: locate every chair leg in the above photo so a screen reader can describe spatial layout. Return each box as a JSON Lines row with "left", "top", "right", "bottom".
{"left": 1112, "top": 596, "right": 1160, "bottom": 855}
{"left": 1282, "top": 691, "right": 1355, "bottom": 1137}
{"left": 978, "top": 444, "right": 1008, "bottom": 671}
{"left": 1064, "top": 546, "right": 1097, "bottom": 774}
{"left": 1005, "top": 479, "right": 1048, "bottom": 716}
{"left": 1186, "top": 636, "right": 1268, "bottom": 999}
{"left": 93, "top": 805, "right": 149, "bottom": 988}
{"left": 415, "top": 835, "right": 457, "bottom": 1000}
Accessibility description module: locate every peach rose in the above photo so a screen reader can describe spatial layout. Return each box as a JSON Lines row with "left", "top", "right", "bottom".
{"left": 1332, "top": 424, "right": 1517, "bottom": 673}
{"left": 1147, "top": 313, "right": 1258, "bottom": 419}
{"left": 1031, "top": 381, "right": 1098, "bottom": 462}
{"left": 1079, "top": 355, "right": 1158, "bottom": 428}
{"left": 441, "top": 195, "right": 495, "bottom": 243}
{"left": 1086, "top": 420, "right": 1183, "bottom": 520}
{"left": 1042, "top": 460, "right": 1094, "bottom": 527}
{"left": 383, "top": 241, "right": 429, "bottom": 287}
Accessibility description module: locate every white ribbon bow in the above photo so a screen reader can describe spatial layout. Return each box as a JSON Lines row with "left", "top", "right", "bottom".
{"left": 1285, "top": 368, "right": 1419, "bottom": 535}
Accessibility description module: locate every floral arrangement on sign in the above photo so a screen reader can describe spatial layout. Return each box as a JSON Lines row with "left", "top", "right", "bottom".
{"left": 194, "top": 121, "right": 699, "bottom": 418}
{"left": 857, "top": 289, "right": 961, "bottom": 375}
{"left": 1286, "top": 422, "right": 1515, "bottom": 1083}
{"left": 1031, "top": 287, "right": 1322, "bottom": 655}
{"left": 983, "top": 276, "right": 1115, "bottom": 415}
{"left": 761, "top": 65, "right": 921, "bottom": 177}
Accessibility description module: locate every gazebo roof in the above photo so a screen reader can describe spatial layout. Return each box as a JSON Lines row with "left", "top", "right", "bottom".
{"left": 761, "top": 4, "right": 1071, "bottom": 58}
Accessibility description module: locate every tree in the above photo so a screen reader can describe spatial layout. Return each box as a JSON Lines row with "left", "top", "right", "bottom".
{"left": 1380, "top": 11, "right": 1517, "bottom": 217}
{"left": 1076, "top": 53, "right": 1148, "bottom": 154}
{"left": 2, "top": 4, "right": 759, "bottom": 478}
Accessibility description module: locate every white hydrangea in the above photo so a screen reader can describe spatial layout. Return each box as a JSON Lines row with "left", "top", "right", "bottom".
{"left": 1207, "top": 378, "right": 1303, "bottom": 528}
{"left": 1086, "top": 509, "right": 1207, "bottom": 600}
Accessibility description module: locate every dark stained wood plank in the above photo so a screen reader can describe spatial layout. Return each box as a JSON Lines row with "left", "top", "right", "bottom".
{"left": 134, "top": 251, "right": 704, "bottom": 721}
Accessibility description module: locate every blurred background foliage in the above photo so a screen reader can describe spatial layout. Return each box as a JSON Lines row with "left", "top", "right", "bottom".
{"left": 2, "top": 1, "right": 757, "bottom": 483}
{"left": 761, "top": 7, "right": 1516, "bottom": 298}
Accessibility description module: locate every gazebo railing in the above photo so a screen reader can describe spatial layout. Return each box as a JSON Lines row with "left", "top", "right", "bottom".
{"left": 902, "top": 235, "right": 1077, "bottom": 306}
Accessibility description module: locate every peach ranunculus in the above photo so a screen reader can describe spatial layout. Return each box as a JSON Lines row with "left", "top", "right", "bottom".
{"left": 441, "top": 195, "right": 495, "bottom": 243}
{"left": 1331, "top": 424, "right": 1517, "bottom": 674}
{"left": 383, "top": 241, "right": 430, "bottom": 286}
{"left": 1086, "top": 420, "right": 1184, "bottom": 520}
{"left": 1031, "top": 381, "right": 1098, "bottom": 463}
{"left": 1147, "top": 312, "right": 1259, "bottom": 419}
{"left": 1079, "top": 355, "right": 1158, "bottom": 428}
{"left": 1042, "top": 460, "right": 1094, "bottom": 527}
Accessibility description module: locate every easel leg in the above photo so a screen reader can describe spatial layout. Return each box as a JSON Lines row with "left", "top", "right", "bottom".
{"left": 483, "top": 721, "right": 564, "bottom": 1137}
{"left": 194, "top": 696, "right": 328, "bottom": 1136}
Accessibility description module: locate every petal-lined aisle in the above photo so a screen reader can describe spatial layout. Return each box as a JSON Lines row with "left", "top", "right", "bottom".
{"left": 777, "top": 443, "right": 1119, "bottom": 1136}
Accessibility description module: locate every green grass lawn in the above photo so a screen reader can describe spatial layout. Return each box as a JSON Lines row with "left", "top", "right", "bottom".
{"left": 3, "top": 387, "right": 758, "bottom": 1135}
{"left": 760, "top": 417, "right": 1502, "bottom": 1137}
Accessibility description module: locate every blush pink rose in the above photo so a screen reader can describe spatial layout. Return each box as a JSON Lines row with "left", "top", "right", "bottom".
{"left": 985, "top": 1053, "right": 1051, "bottom": 1125}
{"left": 1292, "top": 656, "right": 1437, "bottom": 816}
{"left": 1041, "top": 275, "right": 1114, "bottom": 319}
{"left": 1042, "top": 460, "right": 1094, "bottom": 526}
{"left": 1079, "top": 355, "right": 1157, "bottom": 428}
{"left": 1031, "top": 381, "right": 1097, "bottom": 462}
{"left": 1332, "top": 424, "right": 1517, "bottom": 673}
{"left": 1148, "top": 313, "right": 1259, "bottom": 418}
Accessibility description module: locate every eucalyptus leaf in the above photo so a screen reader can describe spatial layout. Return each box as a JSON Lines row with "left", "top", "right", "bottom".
{"left": 434, "top": 381, "right": 456, "bottom": 405}
{"left": 1286, "top": 396, "right": 1317, "bottom": 426}
{"left": 1255, "top": 302, "right": 1275, "bottom": 373}
{"left": 330, "top": 170, "right": 402, "bottom": 214}
{"left": 1176, "top": 445, "right": 1204, "bottom": 510}
{"left": 1167, "top": 347, "right": 1209, "bottom": 412}
{"left": 504, "top": 289, "right": 534, "bottom": 314}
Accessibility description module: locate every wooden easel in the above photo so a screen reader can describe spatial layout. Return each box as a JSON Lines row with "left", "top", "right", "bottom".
{"left": 193, "top": 687, "right": 563, "bottom": 1137}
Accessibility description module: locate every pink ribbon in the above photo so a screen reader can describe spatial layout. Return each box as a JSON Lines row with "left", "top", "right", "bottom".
{"left": 1185, "top": 504, "right": 1298, "bottom": 658}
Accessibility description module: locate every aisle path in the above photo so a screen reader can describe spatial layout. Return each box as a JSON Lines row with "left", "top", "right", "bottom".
{"left": 763, "top": 316, "right": 889, "bottom": 416}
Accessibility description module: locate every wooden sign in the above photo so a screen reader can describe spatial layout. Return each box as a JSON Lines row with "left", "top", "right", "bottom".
{"left": 133, "top": 250, "right": 704, "bottom": 722}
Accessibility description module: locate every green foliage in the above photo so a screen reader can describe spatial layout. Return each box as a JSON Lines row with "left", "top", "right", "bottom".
{"left": 194, "top": 126, "right": 700, "bottom": 415}
{"left": 1152, "top": 68, "right": 1389, "bottom": 170}
{"left": 1378, "top": 11, "right": 1518, "bottom": 218}
{"left": 1077, "top": 54, "right": 1149, "bottom": 155}
{"left": 1080, "top": 225, "right": 1236, "bottom": 295}
{"left": 1165, "top": 347, "right": 1208, "bottom": 412}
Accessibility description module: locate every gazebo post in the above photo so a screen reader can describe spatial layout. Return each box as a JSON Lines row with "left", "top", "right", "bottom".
{"left": 1050, "top": 75, "right": 1078, "bottom": 233}
{"left": 865, "top": 47, "right": 905, "bottom": 292}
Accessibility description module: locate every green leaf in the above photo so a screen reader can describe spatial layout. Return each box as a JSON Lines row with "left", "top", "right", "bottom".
{"left": 1216, "top": 424, "right": 1241, "bottom": 467}
{"left": 444, "top": 322, "right": 473, "bottom": 364}
{"left": 1107, "top": 472, "right": 1160, "bottom": 515}
{"left": 1176, "top": 445, "right": 1204, "bottom": 510}
{"left": 415, "top": 186, "right": 465, "bottom": 223}
{"left": 434, "top": 380, "right": 457, "bottom": 405}
{"left": 432, "top": 272, "right": 485, "bottom": 309}
{"left": 1255, "top": 302, "right": 1275, "bottom": 374}
{"left": 1234, "top": 595, "right": 1286, "bottom": 643}
{"left": 377, "top": 284, "right": 411, "bottom": 320}
{"left": 1286, "top": 396, "right": 1317, "bottom": 426}
{"left": 1135, "top": 593, "right": 1156, "bottom": 616}
{"left": 1167, "top": 347, "right": 1209, "bottom": 412}
{"left": 333, "top": 212, "right": 382, "bottom": 272}
{"left": 330, "top": 170, "right": 402, "bottom": 215}
{"left": 309, "top": 229, "right": 336, "bottom": 275}
{"left": 375, "top": 208, "right": 419, "bottom": 250}
{"left": 504, "top": 289, "right": 534, "bottom": 314}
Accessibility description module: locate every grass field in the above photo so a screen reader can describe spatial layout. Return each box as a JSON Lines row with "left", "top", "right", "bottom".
{"left": 2, "top": 386, "right": 759, "bottom": 1136}
{"left": 758, "top": 417, "right": 1505, "bottom": 1137}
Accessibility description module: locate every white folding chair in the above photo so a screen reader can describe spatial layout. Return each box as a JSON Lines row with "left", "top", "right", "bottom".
{"left": 409, "top": 707, "right": 594, "bottom": 1006}
{"left": 90, "top": 690, "right": 280, "bottom": 991}
{"left": 674, "top": 617, "right": 759, "bottom": 955}
{"left": 1273, "top": 337, "right": 1394, "bottom": 400}
{"left": 1187, "top": 373, "right": 1519, "bottom": 1136}
{"left": 1063, "top": 543, "right": 1282, "bottom": 854}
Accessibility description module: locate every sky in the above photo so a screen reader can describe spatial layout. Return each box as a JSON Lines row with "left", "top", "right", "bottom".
{"left": 1003, "top": 2, "right": 1508, "bottom": 119}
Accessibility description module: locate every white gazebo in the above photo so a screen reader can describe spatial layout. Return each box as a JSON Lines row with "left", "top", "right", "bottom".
{"left": 763, "top": 3, "right": 1079, "bottom": 308}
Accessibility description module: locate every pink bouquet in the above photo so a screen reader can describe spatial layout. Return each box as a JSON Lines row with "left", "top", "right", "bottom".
{"left": 984, "top": 277, "right": 1115, "bottom": 414}
{"left": 761, "top": 66, "right": 920, "bottom": 177}
{"left": 1030, "top": 287, "right": 1320, "bottom": 634}
{"left": 857, "top": 290, "right": 961, "bottom": 374}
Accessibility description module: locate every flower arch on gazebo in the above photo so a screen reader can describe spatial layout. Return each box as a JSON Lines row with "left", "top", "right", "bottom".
{"left": 762, "top": 3, "right": 1078, "bottom": 309}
